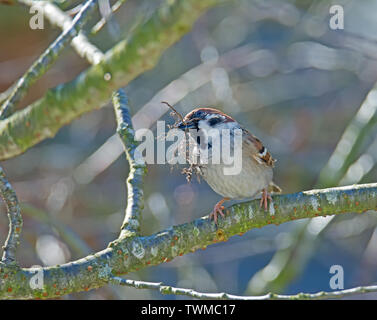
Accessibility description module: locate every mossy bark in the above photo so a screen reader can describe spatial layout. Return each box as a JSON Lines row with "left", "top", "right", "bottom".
{"left": 0, "top": 0, "right": 226, "bottom": 160}
{"left": 0, "top": 183, "right": 376, "bottom": 299}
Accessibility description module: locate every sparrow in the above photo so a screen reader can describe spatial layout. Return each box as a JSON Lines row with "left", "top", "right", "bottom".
{"left": 175, "top": 107, "right": 281, "bottom": 224}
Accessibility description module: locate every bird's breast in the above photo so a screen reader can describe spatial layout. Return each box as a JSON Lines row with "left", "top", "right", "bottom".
{"left": 199, "top": 159, "right": 273, "bottom": 199}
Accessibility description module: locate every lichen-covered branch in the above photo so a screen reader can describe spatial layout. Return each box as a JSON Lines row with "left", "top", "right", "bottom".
{"left": 20, "top": 0, "right": 105, "bottom": 65}
{"left": 0, "top": 166, "right": 22, "bottom": 265}
{"left": 0, "top": 0, "right": 98, "bottom": 119}
{"left": 0, "top": 183, "right": 376, "bottom": 299}
{"left": 110, "top": 276, "right": 377, "bottom": 300}
{"left": 0, "top": 84, "right": 16, "bottom": 106}
{"left": 0, "top": 0, "right": 227, "bottom": 161}
{"left": 112, "top": 89, "right": 147, "bottom": 236}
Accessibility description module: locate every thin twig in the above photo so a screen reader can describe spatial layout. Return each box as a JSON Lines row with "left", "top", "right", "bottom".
{"left": 71, "top": 44, "right": 259, "bottom": 184}
{"left": 112, "top": 89, "right": 147, "bottom": 236}
{"left": 161, "top": 101, "right": 185, "bottom": 125}
{"left": 0, "top": 0, "right": 99, "bottom": 119}
{"left": 91, "top": 0, "right": 127, "bottom": 35}
{"left": 21, "top": 0, "right": 105, "bottom": 65}
{"left": 110, "top": 276, "right": 377, "bottom": 300}
{"left": 0, "top": 166, "right": 22, "bottom": 265}
{"left": 0, "top": 0, "right": 226, "bottom": 161}
{"left": 161, "top": 101, "right": 201, "bottom": 182}
{"left": 0, "top": 84, "right": 17, "bottom": 106}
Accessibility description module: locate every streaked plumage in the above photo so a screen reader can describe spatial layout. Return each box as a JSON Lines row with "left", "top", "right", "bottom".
{"left": 176, "top": 107, "right": 281, "bottom": 223}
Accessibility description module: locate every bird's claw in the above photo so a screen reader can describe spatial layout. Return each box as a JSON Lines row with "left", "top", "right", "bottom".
{"left": 210, "top": 198, "right": 229, "bottom": 224}
{"left": 260, "top": 189, "right": 272, "bottom": 211}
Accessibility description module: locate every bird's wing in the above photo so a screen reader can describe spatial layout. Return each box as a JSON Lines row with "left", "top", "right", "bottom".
{"left": 243, "top": 129, "right": 276, "bottom": 167}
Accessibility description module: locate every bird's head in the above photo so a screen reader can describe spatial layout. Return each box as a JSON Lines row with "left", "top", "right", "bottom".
{"left": 176, "top": 108, "right": 236, "bottom": 132}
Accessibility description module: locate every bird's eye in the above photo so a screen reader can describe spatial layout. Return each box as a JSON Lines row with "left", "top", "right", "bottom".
{"left": 208, "top": 117, "right": 222, "bottom": 126}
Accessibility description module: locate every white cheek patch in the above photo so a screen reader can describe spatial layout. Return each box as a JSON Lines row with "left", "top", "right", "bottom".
{"left": 189, "top": 117, "right": 243, "bottom": 171}
{"left": 198, "top": 119, "right": 213, "bottom": 132}
{"left": 197, "top": 120, "right": 220, "bottom": 150}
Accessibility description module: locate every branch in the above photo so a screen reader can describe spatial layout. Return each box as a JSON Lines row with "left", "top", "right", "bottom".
{"left": 246, "top": 80, "right": 377, "bottom": 295}
{"left": 0, "top": 1, "right": 104, "bottom": 106}
{"left": 21, "top": 0, "right": 105, "bottom": 65}
{"left": 0, "top": 166, "right": 22, "bottom": 265}
{"left": 73, "top": 44, "right": 261, "bottom": 183}
{"left": 110, "top": 276, "right": 377, "bottom": 300}
{"left": 0, "top": 84, "right": 16, "bottom": 106}
{"left": 91, "top": 0, "right": 127, "bottom": 35}
{"left": 0, "top": 0, "right": 98, "bottom": 119}
{"left": 0, "top": 182, "right": 376, "bottom": 299}
{"left": 112, "top": 89, "right": 147, "bottom": 236}
{"left": 0, "top": 0, "right": 227, "bottom": 161}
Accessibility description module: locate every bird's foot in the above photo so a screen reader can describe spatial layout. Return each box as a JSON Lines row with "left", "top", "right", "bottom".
{"left": 260, "top": 189, "right": 272, "bottom": 211}
{"left": 209, "top": 197, "right": 230, "bottom": 224}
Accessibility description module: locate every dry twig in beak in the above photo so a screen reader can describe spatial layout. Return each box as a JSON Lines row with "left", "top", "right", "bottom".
{"left": 161, "top": 101, "right": 185, "bottom": 127}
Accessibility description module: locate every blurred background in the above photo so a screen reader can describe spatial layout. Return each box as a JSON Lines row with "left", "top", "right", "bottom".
{"left": 1, "top": 0, "right": 377, "bottom": 299}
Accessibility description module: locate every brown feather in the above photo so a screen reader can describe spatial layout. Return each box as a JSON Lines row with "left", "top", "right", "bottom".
{"left": 243, "top": 129, "right": 275, "bottom": 167}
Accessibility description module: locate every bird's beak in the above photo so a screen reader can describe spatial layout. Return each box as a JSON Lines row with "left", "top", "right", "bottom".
{"left": 176, "top": 119, "right": 197, "bottom": 130}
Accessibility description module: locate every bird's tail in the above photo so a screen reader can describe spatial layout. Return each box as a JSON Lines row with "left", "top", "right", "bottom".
{"left": 268, "top": 181, "right": 282, "bottom": 193}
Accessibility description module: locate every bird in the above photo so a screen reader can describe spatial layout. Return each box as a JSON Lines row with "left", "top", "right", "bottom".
{"left": 175, "top": 107, "right": 281, "bottom": 224}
